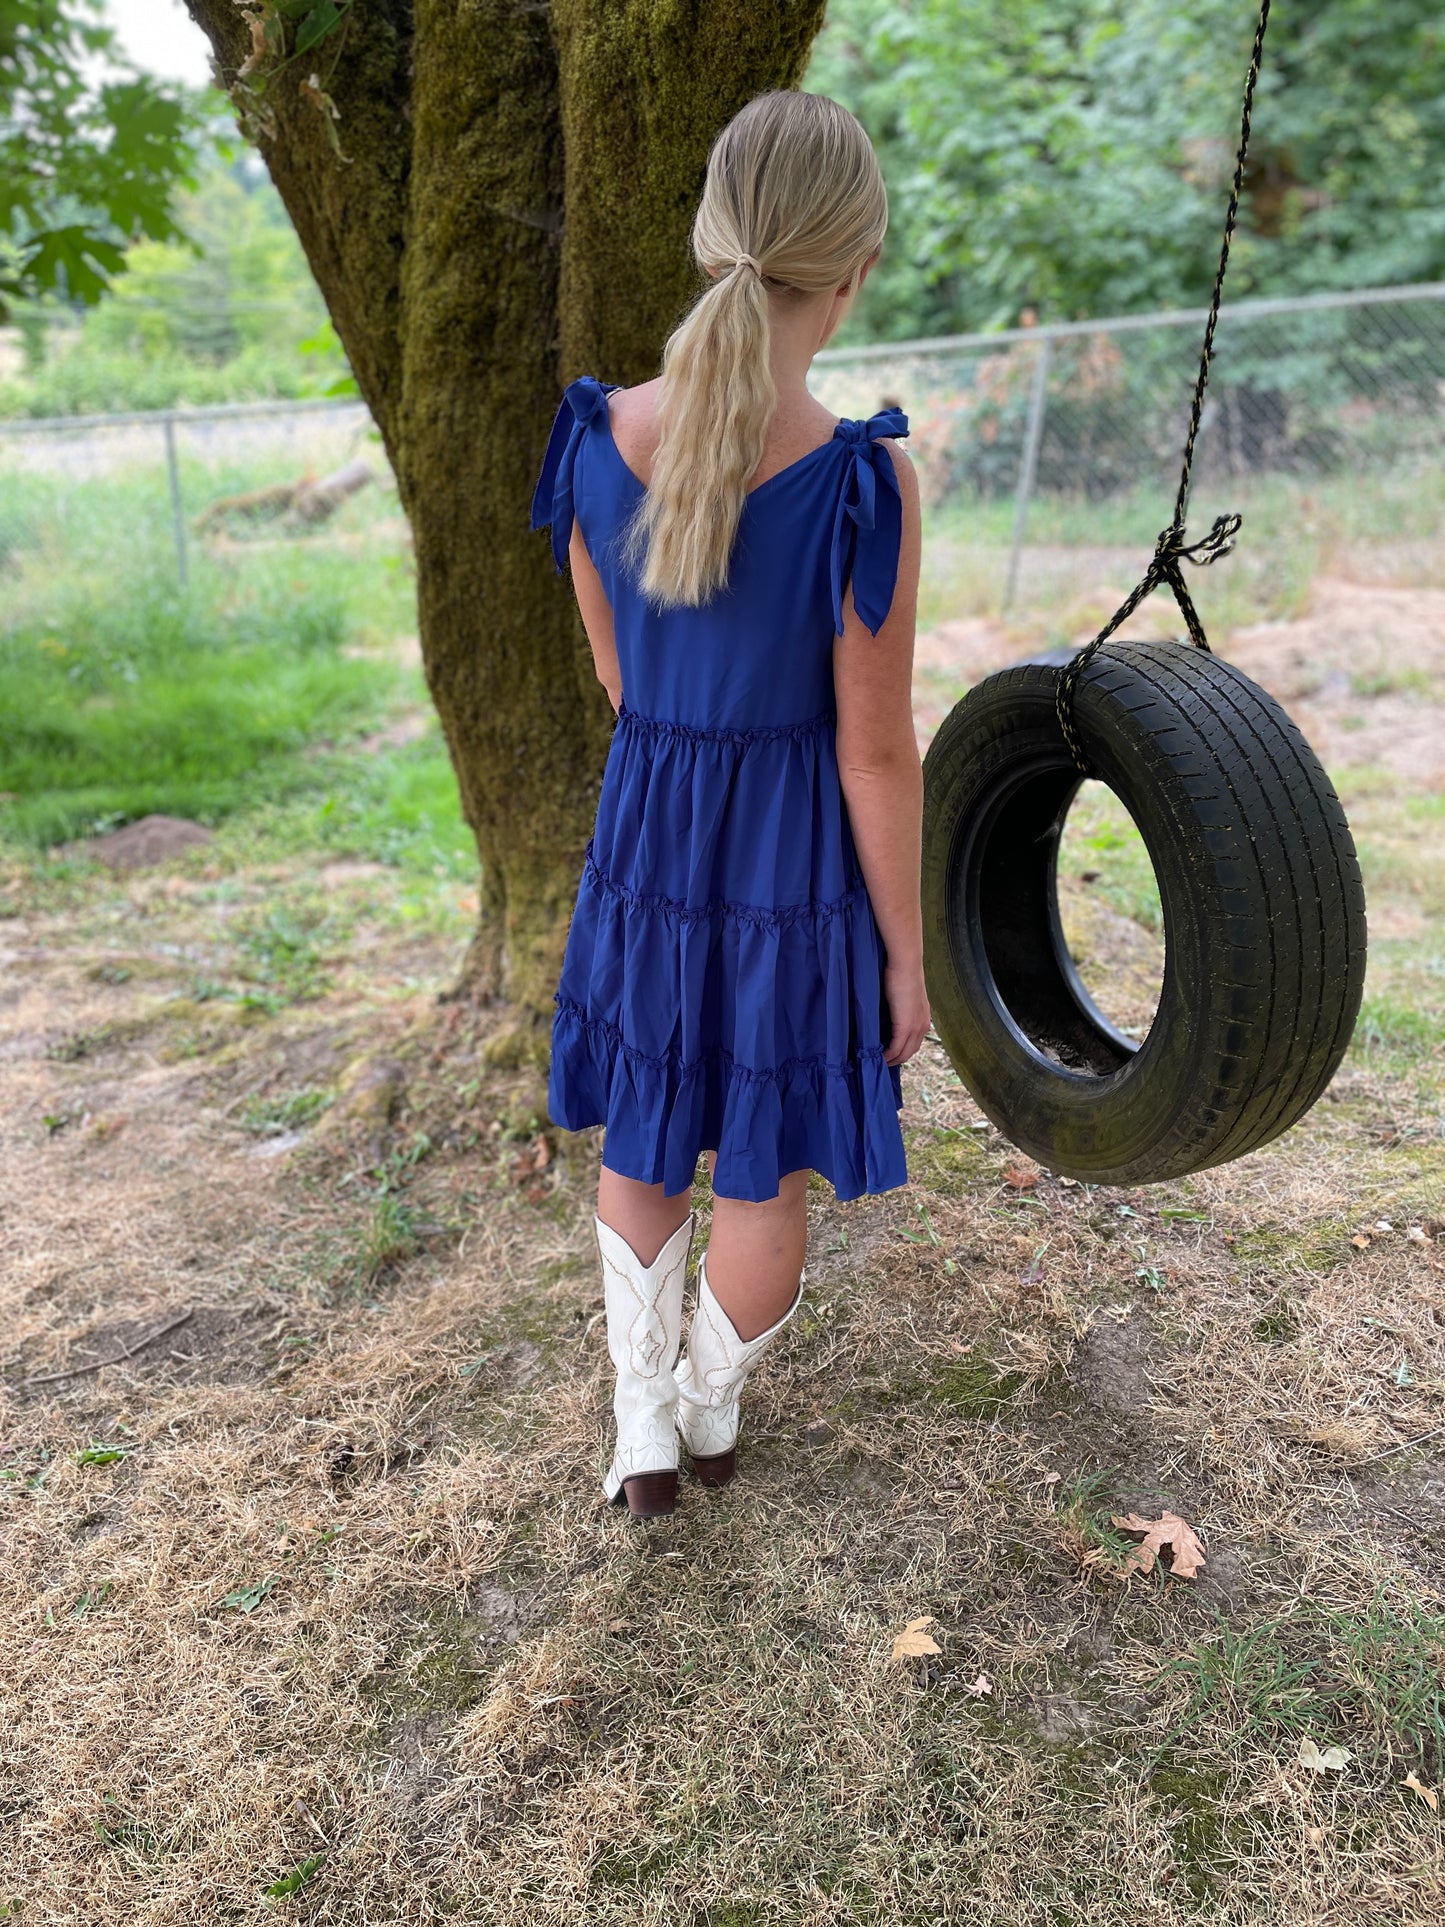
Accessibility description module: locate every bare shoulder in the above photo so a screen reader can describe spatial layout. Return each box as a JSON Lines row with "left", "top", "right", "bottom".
{"left": 606, "top": 378, "right": 663, "bottom": 475}
{"left": 880, "top": 436, "right": 918, "bottom": 493}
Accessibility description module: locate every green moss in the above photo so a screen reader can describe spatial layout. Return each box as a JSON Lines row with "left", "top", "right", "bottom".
{"left": 1147, "top": 1760, "right": 1234, "bottom": 1902}
{"left": 1229, "top": 1218, "right": 1353, "bottom": 1274}
{"left": 1250, "top": 1300, "right": 1299, "bottom": 1344}
{"left": 363, "top": 1610, "right": 493, "bottom": 1720}
{"left": 533, "top": 1258, "right": 586, "bottom": 1289}
{"left": 904, "top": 1125, "right": 990, "bottom": 1199}
{"left": 930, "top": 1355, "right": 1025, "bottom": 1417}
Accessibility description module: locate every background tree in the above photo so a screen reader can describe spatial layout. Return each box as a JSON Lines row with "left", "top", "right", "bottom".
{"left": 811, "top": 0, "right": 1445, "bottom": 340}
{"left": 0, "top": 149, "right": 351, "bottom": 416}
{"left": 180, "top": 0, "right": 828, "bottom": 1062}
{"left": 0, "top": 0, "right": 196, "bottom": 316}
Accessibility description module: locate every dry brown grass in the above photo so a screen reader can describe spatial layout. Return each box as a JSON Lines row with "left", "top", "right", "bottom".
{"left": 2, "top": 579, "right": 1443, "bottom": 1923}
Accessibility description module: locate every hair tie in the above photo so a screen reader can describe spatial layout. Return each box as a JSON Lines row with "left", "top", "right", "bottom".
{"left": 732, "top": 252, "right": 764, "bottom": 278}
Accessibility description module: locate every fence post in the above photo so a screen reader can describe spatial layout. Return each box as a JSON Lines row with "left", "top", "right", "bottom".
{"left": 162, "top": 413, "right": 188, "bottom": 589}
{"left": 1003, "top": 334, "right": 1053, "bottom": 612}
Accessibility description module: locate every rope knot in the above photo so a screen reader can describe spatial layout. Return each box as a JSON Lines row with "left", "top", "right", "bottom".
{"left": 1179, "top": 511, "right": 1244, "bottom": 567}
{"left": 1151, "top": 512, "right": 1242, "bottom": 575}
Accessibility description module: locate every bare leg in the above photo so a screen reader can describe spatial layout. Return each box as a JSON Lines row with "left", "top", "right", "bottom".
{"left": 701, "top": 1149, "right": 809, "bottom": 1341}
{"left": 596, "top": 1164, "right": 694, "bottom": 1265}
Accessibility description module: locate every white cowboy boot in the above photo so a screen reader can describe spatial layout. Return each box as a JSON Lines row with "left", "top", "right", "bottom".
{"left": 596, "top": 1209, "right": 694, "bottom": 1518}
{"left": 674, "top": 1248, "right": 805, "bottom": 1487}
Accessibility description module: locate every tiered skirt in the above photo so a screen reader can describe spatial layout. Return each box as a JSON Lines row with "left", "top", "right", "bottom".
{"left": 547, "top": 702, "right": 908, "bottom": 1203}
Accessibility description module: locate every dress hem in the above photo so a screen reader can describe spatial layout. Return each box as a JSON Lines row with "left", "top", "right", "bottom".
{"left": 549, "top": 996, "right": 909, "bottom": 1206}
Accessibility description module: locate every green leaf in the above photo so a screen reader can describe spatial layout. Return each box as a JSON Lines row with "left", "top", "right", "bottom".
{"left": 222, "top": 1574, "right": 278, "bottom": 1613}
{"left": 295, "top": 2, "right": 343, "bottom": 56}
{"left": 263, "top": 1855, "right": 326, "bottom": 1899}
{"left": 0, "top": 10, "right": 199, "bottom": 304}
{"left": 22, "top": 226, "right": 127, "bottom": 304}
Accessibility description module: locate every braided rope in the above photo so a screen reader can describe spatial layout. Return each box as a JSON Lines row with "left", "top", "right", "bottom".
{"left": 1055, "top": 0, "right": 1272, "bottom": 775}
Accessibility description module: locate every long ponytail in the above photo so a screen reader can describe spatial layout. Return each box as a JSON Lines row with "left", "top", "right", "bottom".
{"left": 619, "top": 91, "right": 887, "bottom": 612}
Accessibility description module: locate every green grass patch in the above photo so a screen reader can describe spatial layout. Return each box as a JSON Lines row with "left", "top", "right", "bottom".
{"left": 225, "top": 725, "right": 477, "bottom": 882}
{"left": 0, "top": 461, "right": 415, "bottom": 846}
{"left": 1171, "top": 1590, "right": 1445, "bottom": 1777}
{"left": 239, "top": 1087, "right": 333, "bottom": 1137}
{"left": 1228, "top": 1217, "right": 1356, "bottom": 1275}
{"left": 1353, "top": 992, "right": 1445, "bottom": 1063}
{"left": 1057, "top": 778, "right": 1163, "bottom": 933}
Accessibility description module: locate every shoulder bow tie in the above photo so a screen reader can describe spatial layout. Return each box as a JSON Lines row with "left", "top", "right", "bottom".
{"left": 829, "top": 407, "right": 911, "bottom": 638}
{"left": 530, "top": 374, "right": 619, "bottom": 575}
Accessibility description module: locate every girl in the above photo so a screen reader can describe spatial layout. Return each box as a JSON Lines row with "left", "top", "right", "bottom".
{"left": 530, "top": 89, "right": 927, "bottom": 1519}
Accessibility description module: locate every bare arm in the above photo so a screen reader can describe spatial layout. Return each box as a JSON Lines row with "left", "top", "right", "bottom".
{"left": 833, "top": 440, "right": 929, "bottom": 1068}
{"left": 569, "top": 516, "right": 621, "bottom": 712}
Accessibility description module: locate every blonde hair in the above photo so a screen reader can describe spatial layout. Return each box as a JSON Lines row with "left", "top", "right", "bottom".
{"left": 619, "top": 90, "right": 888, "bottom": 611}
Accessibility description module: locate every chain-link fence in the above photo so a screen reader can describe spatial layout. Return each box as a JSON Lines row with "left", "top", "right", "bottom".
{"left": 1, "top": 281, "right": 1441, "bottom": 618}
{"left": 0, "top": 395, "right": 396, "bottom": 599}
{"left": 812, "top": 280, "right": 1445, "bottom": 613}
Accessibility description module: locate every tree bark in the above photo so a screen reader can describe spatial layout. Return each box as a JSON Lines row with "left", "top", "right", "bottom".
{"left": 183, "top": 0, "right": 826, "bottom": 1048}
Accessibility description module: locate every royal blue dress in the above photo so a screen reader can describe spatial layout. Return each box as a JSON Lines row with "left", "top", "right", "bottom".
{"left": 530, "top": 374, "right": 910, "bottom": 1204}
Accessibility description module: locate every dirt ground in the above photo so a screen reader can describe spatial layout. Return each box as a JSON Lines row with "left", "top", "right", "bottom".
{"left": 914, "top": 576, "right": 1445, "bottom": 803}
{"left": 2, "top": 568, "right": 1443, "bottom": 1923}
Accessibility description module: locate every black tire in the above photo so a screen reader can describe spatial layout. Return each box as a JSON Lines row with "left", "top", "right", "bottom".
{"left": 919, "top": 638, "right": 1368, "bottom": 1184}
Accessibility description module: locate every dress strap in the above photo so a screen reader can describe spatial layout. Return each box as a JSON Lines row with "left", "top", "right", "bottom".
{"left": 529, "top": 374, "right": 620, "bottom": 574}
{"left": 828, "top": 406, "right": 910, "bottom": 638}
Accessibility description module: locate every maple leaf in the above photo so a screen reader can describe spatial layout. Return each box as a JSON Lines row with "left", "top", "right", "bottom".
{"left": 1298, "top": 1736, "right": 1352, "bottom": 1774}
{"left": 1403, "top": 1771, "right": 1438, "bottom": 1811}
{"left": 1002, "top": 1163, "right": 1038, "bottom": 1191}
{"left": 891, "top": 1615, "right": 941, "bottom": 1661}
{"left": 1111, "top": 1510, "right": 1207, "bottom": 1579}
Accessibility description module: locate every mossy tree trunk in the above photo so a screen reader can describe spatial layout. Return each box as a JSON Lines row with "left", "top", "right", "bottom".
{"left": 184, "top": 0, "right": 827, "bottom": 1059}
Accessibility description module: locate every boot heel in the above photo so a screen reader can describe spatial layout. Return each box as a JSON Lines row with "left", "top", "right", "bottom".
{"left": 617, "top": 1470, "right": 678, "bottom": 1518}
{"left": 688, "top": 1447, "right": 736, "bottom": 1489}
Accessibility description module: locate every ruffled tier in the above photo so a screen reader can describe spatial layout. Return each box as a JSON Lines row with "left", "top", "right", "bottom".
{"left": 551, "top": 840, "right": 906, "bottom": 1200}
{"left": 550, "top": 997, "right": 905, "bottom": 1204}
{"left": 591, "top": 703, "right": 859, "bottom": 910}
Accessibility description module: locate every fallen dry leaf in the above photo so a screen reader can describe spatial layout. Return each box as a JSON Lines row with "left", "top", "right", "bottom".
{"left": 965, "top": 1673, "right": 993, "bottom": 1697}
{"left": 1298, "top": 1736, "right": 1352, "bottom": 1774}
{"left": 1351, "top": 1233, "right": 1371, "bottom": 1250}
{"left": 509, "top": 1135, "right": 552, "bottom": 1185}
{"left": 1002, "top": 1164, "right": 1039, "bottom": 1191}
{"left": 891, "top": 1615, "right": 941, "bottom": 1661}
{"left": 1403, "top": 1771, "right": 1438, "bottom": 1812}
{"left": 1111, "top": 1510, "right": 1207, "bottom": 1580}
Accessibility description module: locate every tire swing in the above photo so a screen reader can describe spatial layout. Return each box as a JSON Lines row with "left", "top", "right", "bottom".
{"left": 920, "top": 0, "right": 1367, "bottom": 1186}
